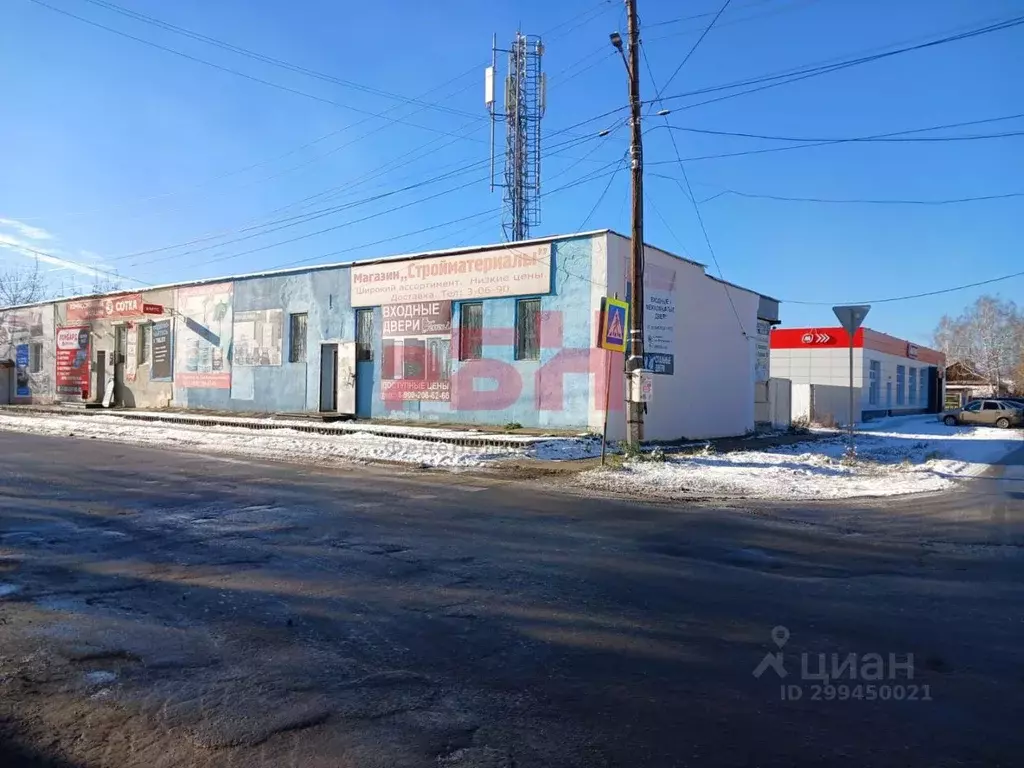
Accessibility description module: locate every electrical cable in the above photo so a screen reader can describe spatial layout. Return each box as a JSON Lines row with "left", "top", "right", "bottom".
{"left": 652, "top": 112, "right": 1024, "bottom": 143}
{"left": 646, "top": 114, "right": 1024, "bottom": 165}
{"left": 27, "top": 0, "right": 488, "bottom": 143}
{"left": 641, "top": 43, "right": 748, "bottom": 337}
{"left": 654, "top": 14, "right": 1024, "bottom": 111}
{"left": 652, "top": 0, "right": 733, "bottom": 102}
{"left": 782, "top": 269, "right": 1024, "bottom": 306}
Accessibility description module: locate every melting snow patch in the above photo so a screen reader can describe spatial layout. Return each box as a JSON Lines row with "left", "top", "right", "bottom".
{"left": 0, "top": 583, "right": 21, "bottom": 598}
{"left": 84, "top": 670, "right": 117, "bottom": 685}
{"left": 577, "top": 416, "right": 1023, "bottom": 501}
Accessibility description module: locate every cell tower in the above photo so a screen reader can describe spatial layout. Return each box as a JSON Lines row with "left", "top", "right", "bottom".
{"left": 486, "top": 33, "right": 546, "bottom": 242}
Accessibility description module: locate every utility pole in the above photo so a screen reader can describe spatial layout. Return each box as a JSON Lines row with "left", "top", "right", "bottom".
{"left": 624, "top": 0, "right": 645, "bottom": 446}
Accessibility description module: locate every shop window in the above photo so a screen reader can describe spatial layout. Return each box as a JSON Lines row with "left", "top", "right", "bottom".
{"left": 29, "top": 343, "right": 43, "bottom": 374}
{"left": 908, "top": 367, "right": 917, "bottom": 405}
{"left": 896, "top": 365, "right": 906, "bottom": 405}
{"left": 515, "top": 298, "right": 541, "bottom": 361}
{"left": 919, "top": 369, "right": 928, "bottom": 407}
{"left": 355, "top": 309, "right": 373, "bottom": 362}
{"left": 459, "top": 302, "right": 483, "bottom": 361}
{"left": 868, "top": 360, "right": 880, "bottom": 405}
{"left": 289, "top": 313, "right": 308, "bottom": 363}
{"left": 138, "top": 324, "right": 152, "bottom": 365}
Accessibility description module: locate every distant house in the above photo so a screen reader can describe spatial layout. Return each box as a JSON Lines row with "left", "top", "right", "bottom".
{"left": 944, "top": 361, "right": 1014, "bottom": 407}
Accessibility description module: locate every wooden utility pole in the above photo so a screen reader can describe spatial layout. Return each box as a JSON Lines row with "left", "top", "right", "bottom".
{"left": 625, "top": 0, "right": 645, "bottom": 446}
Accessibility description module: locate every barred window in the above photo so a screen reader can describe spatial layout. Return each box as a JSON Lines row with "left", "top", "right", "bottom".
{"left": 896, "top": 365, "right": 906, "bottom": 406}
{"left": 459, "top": 302, "right": 483, "bottom": 361}
{"left": 355, "top": 309, "right": 373, "bottom": 362}
{"left": 515, "top": 298, "right": 541, "bottom": 361}
{"left": 908, "top": 367, "right": 917, "bottom": 405}
{"left": 289, "top": 313, "right": 308, "bottom": 363}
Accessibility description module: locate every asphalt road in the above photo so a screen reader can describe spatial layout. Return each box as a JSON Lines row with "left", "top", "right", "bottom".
{"left": 0, "top": 432, "right": 1022, "bottom": 767}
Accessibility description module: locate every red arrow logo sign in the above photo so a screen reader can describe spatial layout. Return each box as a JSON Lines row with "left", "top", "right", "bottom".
{"left": 801, "top": 332, "right": 832, "bottom": 344}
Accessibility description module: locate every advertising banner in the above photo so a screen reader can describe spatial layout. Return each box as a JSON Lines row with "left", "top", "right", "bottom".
{"left": 55, "top": 326, "right": 91, "bottom": 396}
{"left": 67, "top": 293, "right": 145, "bottom": 322}
{"left": 233, "top": 309, "right": 283, "bottom": 366}
{"left": 15, "top": 344, "right": 30, "bottom": 397}
{"left": 644, "top": 263, "right": 676, "bottom": 376}
{"left": 126, "top": 326, "right": 138, "bottom": 383}
{"left": 381, "top": 308, "right": 452, "bottom": 404}
{"left": 382, "top": 301, "right": 451, "bottom": 338}
{"left": 755, "top": 319, "right": 771, "bottom": 382}
{"left": 151, "top": 320, "right": 173, "bottom": 381}
{"left": 351, "top": 243, "right": 551, "bottom": 306}
{"left": 175, "top": 282, "right": 233, "bottom": 389}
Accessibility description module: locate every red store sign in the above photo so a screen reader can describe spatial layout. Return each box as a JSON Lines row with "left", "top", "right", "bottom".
{"left": 67, "top": 293, "right": 145, "bottom": 322}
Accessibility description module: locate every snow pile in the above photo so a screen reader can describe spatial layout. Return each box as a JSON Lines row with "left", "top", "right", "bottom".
{"left": 0, "top": 413, "right": 527, "bottom": 468}
{"left": 577, "top": 416, "right": 1024, "bottom": 501}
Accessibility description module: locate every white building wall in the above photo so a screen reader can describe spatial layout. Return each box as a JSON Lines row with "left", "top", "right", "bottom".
{"left": 771, "top": 346, "right": 939, "bottom": 416}
{"left": 603, "top": 233, "right": 758, "bottom": 441}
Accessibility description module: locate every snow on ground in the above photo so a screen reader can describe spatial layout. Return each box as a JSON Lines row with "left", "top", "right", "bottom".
{"left": 0, "top": 412, "right": 529, "bottom": 468}
{"left": 577, "top": 415, "right": 1024, "bottom": 501}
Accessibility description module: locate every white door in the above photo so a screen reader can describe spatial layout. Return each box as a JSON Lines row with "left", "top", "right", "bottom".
{"left": 337, "top": 340, "right": 357, "bottom": 415}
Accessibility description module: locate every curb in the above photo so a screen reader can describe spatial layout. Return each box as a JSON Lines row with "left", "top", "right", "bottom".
{"left": 0, "top": 406, "right": 543, "bottom": 450}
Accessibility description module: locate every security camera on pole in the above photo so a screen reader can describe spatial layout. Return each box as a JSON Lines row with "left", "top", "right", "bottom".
{"left": 611, "top": 0, "right": 648, "bottom": 447}
{"left": 833, "top": 304, "right": 871, "bottom": 456}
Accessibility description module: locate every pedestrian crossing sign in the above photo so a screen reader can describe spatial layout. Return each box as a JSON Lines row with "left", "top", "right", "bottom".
{"left": 600, "top": 297, "right": 629, "bottom": 352}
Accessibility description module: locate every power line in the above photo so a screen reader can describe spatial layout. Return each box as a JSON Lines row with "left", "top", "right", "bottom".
{"left": 646, "top": 113, "right": 1024, "bottom": 165}
{"left": 645, "top": 0, "right": 822, "bottom": 43}
{"left": 27, "top": 0, "right": 489, "bottom": 143}
{"left": 76, "top": 0, "right": 482, "bottom": 120}
{"left": 640, "top": 42, "right": 747, "bottom": 338}
{"left": 783, "top": 269, "right": 1024, "bottom": 306}
{"left": 110, "top": 130, "right": 606, "bottom": 268}
{"left": 654, "top": 112, "right": 1024, "bottom": 143}
{"left": 655, "top": 14, "right": 1024, "bottom": 111}
{"left": 651, "top": 0, "right": 733, "bottom": 102}
{"left": 645, "top": 0, "right": 771, "bottom": 28}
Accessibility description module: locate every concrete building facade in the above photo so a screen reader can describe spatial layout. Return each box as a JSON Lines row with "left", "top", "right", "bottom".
{"left": 770, "top": 326, "right": 945, "bottom": 424}
{"left": 2, "top": 230, "right": 780, "bottom": 440}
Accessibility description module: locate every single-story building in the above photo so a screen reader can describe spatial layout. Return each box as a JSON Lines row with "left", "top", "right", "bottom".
{"left": 770, "top": 326, "right": 945, "bottom": 425}
{"left": 1, "top": 229, "right": 780, "bottom": 440}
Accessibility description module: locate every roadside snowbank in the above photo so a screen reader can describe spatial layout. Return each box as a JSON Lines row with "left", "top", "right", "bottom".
{"left": 577, "top": 416, "right": 1024, "bottom": 501}
{"left": 0, "top": 413, "right": 526, "bottom": 468}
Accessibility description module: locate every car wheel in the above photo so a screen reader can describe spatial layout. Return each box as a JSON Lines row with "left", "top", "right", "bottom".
{"left": 943, "top": 415, "right": 958, "bottom": 426}
{"left": 996, "top": 417, "right": 1011, "bottom": 429}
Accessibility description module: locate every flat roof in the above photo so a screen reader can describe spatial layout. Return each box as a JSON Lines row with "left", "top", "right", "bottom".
{"left": 2, "top": 228, "right": 772, "bottom": 311}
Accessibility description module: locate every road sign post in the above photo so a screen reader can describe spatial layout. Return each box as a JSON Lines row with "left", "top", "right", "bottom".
{"left": 832, "top": 304, "right": 871, "bottom": 456}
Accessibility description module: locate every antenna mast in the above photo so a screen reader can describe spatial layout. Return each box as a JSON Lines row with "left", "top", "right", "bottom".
{"left": 486, "top": 32, "right": 546, "bottom": 242}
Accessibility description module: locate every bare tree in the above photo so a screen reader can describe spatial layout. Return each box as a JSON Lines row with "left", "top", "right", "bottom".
{"left": 0, "top": 259, "right": 46, "bottom": 308}
{"left": 934, "top": 295, "right": 1023, "bottom": 394}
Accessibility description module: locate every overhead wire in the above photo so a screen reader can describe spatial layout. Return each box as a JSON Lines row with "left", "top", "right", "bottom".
{"left": 782, "top": 270, "right": 1024, "bottom": 306}
{"left": 26, "top": 0, "right": 491, "bottom": 143}
{"left": 640, "top": 25, "right": 748, "bottom": 337}
{"left": 653, "top": 14, "right": 1024, "bottom": 112}
{"left": 651, "top": 0, "right": 733, "bottom": 103}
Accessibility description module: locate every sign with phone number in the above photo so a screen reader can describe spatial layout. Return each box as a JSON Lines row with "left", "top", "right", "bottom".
{"left": 381, "top": 379, "right": 451, "bottom": 402}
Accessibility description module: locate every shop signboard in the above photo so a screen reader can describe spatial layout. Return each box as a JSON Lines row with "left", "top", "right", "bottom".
{"left": 151, "top": 320, "right": 173, "bottom": 381}
{"left": 15, "top": 344, "right": 30, "bottom": 397}
{"left": 381, "top": 301, "right": 452, "bottom": 403}
{"left": 67, "top": 293, "right": 145, "bottom": 322}
{"left": 351, "top": 243, "right": 551, "bottom": 306}
{"left": 55, "top": 326, "right": 91, "bottom": 396}
{"left": 175, "top": 282, "right": 233, "bottom": 389}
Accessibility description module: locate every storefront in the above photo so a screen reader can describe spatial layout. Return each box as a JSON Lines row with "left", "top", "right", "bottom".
{"left": 770, "top": 327, "right": 945, "bottom": 424}
{"left": 1, "top": 230, "right": 781, "bottom": 440}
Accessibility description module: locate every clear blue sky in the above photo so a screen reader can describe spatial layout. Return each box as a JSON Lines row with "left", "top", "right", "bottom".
{"left": 1, "top": 0, "right": 1021, "bottom": 345}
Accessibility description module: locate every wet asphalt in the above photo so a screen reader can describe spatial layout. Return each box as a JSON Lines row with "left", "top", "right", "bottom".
{"left": 0, "top": 432, "right": 1022, "bottom": 767}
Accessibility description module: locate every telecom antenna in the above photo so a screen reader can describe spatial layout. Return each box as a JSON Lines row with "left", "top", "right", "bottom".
{"left": 486, "top": 32, "right": 546, "bottom": 242}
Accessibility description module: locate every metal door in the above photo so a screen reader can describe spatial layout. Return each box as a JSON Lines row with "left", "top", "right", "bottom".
{"left": 114, "top": 326, "right": 127, "bottom": 406}
{"left": 337, "top": 341, "right": 357, "bottom": 416}
{"left": 95, "top": 351, "right": 106, "bottom": 404}
{"left": 319, "top": 343, "right": 337, "bottom": 412}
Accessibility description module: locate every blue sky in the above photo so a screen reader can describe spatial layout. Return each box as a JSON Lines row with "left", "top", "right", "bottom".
{"left": 1, "top": 0, "right": 1021, "bottom": 345}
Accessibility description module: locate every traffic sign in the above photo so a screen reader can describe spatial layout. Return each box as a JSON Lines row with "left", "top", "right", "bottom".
{"left": 832, "top": 305, "right": 871, "bottom": 335}
{"left": 599, "top": 297, "right": 628, "bottom": 352}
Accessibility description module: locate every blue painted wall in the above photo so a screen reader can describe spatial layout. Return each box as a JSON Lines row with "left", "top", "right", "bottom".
{"left": 370, "top": 235, "right": 597, "bottom": 428}
{"left": 175, "top": 266, "right": 352, "bottom": 413}
{"left": 172, "top": 236, "right": 597, "bottom": 428}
